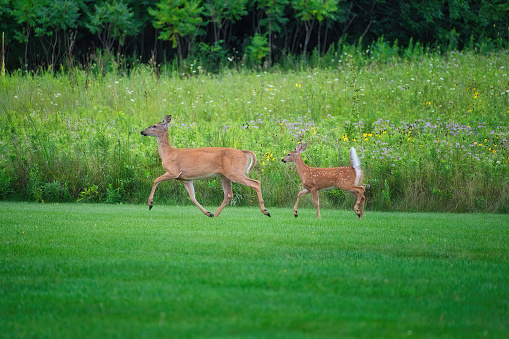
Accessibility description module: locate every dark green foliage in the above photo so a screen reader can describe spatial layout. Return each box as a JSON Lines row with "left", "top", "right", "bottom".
{"left": 149, "top": 0, "right": 204, "bottom": 61}
{"left": 246, "top": 33, "right": 269, "bottom": 67}
{"left": 1, "top": 0, "right": 509, "bottom": 71}
{"left": 84, "top": 1, "right": 141, "bottom": 53}
{"left": 0, "top": 168, "right": 13, "bottom": 199}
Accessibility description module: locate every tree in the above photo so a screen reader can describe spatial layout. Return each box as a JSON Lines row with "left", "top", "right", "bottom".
{"left": 85, "top": 1, "right": 140, "bottom": 57}
{"left": 257, "top": 0, "right": 288, "bottom": 69}
{"left": 246, "top": 33, "right": 269, "bottom": 67}
{"left": 33, "top": 0, "right": 80, "bottom": 69}
{"left": 204, "top": 0, "right": 248, "bottom": 47}
{"left": 149, "top": 0, "right": 204, "bottom": 62}
{"left": 467, "top": 0, "right": 509, "bottom": 49}
{"left": 0, "top": 0, "right": 17, "bottom": 68}
{"left": 126, "top": 0, "right": 162, "bottom": 62}
{"left": 293, "top": 0, "right": 338, "bottom": 67}
{"left": 11, "top": 0, "right": 38, "bottom": 68}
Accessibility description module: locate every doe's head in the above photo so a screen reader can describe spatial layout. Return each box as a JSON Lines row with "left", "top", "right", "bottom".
{"left": 282, "top": 142, "right": 307, "bottom": 163}
{"left": 141, "top": 115, "right": 172, "bottom": 136}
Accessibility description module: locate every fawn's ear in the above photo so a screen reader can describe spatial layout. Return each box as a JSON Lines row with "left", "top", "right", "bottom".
{"left": 296, "top": 142, "right": 307, "bottom": 153}
{"left": 163, "top": 115, "right": 172, "bottom": 124}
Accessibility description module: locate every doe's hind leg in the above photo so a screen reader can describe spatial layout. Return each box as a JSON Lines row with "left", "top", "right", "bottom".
{"left": 227, "top": 174, "right": 270, "bottom": 217}
{"left": 212, "top": 176, "right": 234, "bottom": 217}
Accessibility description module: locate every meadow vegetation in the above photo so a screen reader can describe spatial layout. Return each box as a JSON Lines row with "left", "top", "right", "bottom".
{"left": 0, "top": 43, "right": 508, "bottom": 212}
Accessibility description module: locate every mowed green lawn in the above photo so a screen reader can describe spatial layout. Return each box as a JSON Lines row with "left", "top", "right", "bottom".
{"left": 1, "top": 202, "right": 508, "bottom": 338}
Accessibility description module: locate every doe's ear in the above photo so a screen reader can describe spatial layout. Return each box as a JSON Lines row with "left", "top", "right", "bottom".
{"left": 163, "top": 115, "right": 172, "bottom": 124}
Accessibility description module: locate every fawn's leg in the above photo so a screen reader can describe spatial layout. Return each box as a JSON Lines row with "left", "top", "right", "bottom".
{"left": 293, "top": 189, "right": 310, "bottom": 218}
{"left": 310, "top": 188, "right": 321, "bottom": 219}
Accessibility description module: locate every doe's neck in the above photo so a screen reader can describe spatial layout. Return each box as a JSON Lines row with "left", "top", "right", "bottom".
{"left": 156, "top": 128, "right": 174, "bottom": 158}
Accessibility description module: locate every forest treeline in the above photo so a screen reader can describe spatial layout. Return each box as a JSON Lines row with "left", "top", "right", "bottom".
{"left": 1, "top": 0, "right": 509, "bottom": 71}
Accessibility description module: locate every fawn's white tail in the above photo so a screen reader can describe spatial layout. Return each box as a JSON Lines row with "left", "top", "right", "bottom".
{"left": 350, "top": 147, "right": 362, "bottom": 186}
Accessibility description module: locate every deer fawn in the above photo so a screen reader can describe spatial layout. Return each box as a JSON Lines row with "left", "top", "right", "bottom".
{"left": 141, "top": 115, "right": 271, "bottom": 218}
{"left": 282, "top": 143, "right": 365, "bottom": 219}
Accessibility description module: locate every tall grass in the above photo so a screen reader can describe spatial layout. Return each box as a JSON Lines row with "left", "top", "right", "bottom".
{"left": 0, "top": 47, "right": 508, "bottom": 212}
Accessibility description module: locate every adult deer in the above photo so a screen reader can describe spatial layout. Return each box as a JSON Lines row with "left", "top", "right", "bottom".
{"left": 140, "top": 115, "right": 270, "bottom": 218}
{"left": 282, "top": 143, "right": 365, "bottom": 219}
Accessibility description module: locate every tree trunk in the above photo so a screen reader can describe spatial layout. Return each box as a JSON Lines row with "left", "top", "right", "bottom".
{"left": 303, "top": 20, "right": 313, "bottom": 68}
{"left": 268, "top": 13, "right": 272, "bottom": 70}
{"left": 317, "top": 22, "right": 321, "bottom": 58}
{"left": 323, "top": 24, "right": 329, "bottom": 56}
{"left": 24, "top": 24, "right": 31, "bottom": 70}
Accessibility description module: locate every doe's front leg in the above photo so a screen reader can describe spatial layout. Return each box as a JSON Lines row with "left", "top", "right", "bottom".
{"left": 182, "top": 180, "right": 215, "bottom": 217}
{"left": 148, "top": 172, "right": 175, "bottom": 210}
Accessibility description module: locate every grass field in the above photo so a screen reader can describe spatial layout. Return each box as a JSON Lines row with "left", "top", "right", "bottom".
{"left": 1, "top": 202, "right": 508, "bottom": 338}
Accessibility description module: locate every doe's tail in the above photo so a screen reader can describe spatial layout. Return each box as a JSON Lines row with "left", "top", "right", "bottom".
{"left": 242, "top": 150, "right": 257, "bottom": 175}
{"left": 349, "top": 147, "right": 363, "bottom": 186}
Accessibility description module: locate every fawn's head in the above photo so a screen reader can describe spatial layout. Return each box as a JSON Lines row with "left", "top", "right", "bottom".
{"left": 141, "top": 115, "right": 171, "bottom": 136}
{"left": 282, "top": 142, "right": 307, "bottom": 163}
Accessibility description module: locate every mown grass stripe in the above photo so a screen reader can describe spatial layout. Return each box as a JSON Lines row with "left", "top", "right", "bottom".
{"left": 1, "top": 202, "right": 508, "bottom": 337}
